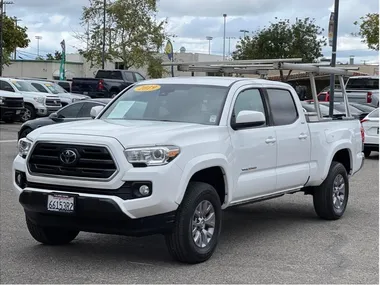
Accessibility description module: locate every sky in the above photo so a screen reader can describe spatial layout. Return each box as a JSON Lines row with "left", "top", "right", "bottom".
{"left": 7, "top": 0, "right": 379, "bottom": 64}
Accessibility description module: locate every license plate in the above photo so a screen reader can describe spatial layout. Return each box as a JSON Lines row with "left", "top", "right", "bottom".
{"left": 16, "top": 110, "right": 21, "bottom": 114}
{"left": 47, "top": 194, "right": 75, "bottom": 213}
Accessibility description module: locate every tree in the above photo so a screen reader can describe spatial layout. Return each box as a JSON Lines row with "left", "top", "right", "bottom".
{"left": 76, "top": 0, "right": 167, "bottom": 70}
{"left": 146, "top": 55, "right": 169, "bottom": 78}
{"left": 232, "top": 17, "right": 327, "bottom": 81}
{"left": 46, "top": 50, "right": 62, "bottom": 60}
{"left": 2, "top": 15, "right": 30, "bottom": 65}
{"left": 354, "top": 13, "right": 379, "bottom": 51}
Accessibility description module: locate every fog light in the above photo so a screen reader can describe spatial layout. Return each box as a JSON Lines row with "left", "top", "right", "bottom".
{"left": 139, "top": 185, "right": 150, "bottom": 196}
{"left": 15, "top": 171, "right": 26, "bottom": 189}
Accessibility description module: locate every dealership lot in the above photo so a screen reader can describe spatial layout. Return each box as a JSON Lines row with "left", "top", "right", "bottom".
{"left": 0, "top": 122, "right": 378, "bottom": 284}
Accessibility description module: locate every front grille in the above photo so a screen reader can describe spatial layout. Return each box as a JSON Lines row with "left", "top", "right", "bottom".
{"left": 45, "top": 98, "right": 61, "bottom": 106}
{"left": 28, "top": 143, "right": 117, "bottom": 179}
{"left": 3, "top": 97, "right": 24, "bottom": 108}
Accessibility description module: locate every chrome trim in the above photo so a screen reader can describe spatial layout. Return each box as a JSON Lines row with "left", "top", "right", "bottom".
{"left": 26, "top": 140, "right": 120, "bottom": 182}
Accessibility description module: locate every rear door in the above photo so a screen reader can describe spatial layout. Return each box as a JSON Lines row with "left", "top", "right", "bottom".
{"left": 265, "top": 87, "right": 311, "bottom": 190}
{"left": 228, "top": 87, "right": 277, "bottom": 202}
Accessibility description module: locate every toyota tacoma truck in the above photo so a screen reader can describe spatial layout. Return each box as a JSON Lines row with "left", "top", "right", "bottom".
{"left": 13, "top": 77, "right": 364, "bottom": 264}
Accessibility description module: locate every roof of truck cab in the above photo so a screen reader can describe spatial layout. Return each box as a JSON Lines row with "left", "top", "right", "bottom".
{"left": 138, "top": 76, "right": 291, "bottom": 87}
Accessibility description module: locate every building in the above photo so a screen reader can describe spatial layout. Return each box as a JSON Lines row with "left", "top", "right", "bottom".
{"left": 2, "top": 50, "right": 225, "bottom": 80}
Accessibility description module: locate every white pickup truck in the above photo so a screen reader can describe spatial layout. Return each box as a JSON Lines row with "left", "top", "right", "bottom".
{"left": 13, "top": 77, "right": 364, "bottom": 264}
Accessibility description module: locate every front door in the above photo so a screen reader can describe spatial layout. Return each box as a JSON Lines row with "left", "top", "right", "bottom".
{"left": 229, "top": 87, "right": 277, "bottom": 203}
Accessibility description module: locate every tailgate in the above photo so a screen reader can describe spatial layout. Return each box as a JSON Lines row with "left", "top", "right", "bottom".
{"left": 71, "top": 78, "right": 100, "bottom": 94}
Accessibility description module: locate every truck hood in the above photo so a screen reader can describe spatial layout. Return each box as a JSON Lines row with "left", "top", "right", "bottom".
{"left": 27, "top": 119, "right": 221, "bottom": 148}
{"left": 19, "top": 91, "right": 59, "bottom": 98}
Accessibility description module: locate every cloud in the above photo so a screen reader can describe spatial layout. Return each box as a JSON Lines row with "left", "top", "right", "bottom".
{"left": 8, "top": 0, "right": 379, "bottom": 63}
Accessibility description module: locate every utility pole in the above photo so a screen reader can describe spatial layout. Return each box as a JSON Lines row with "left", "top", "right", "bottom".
{"left": 329, "top": 0, "right": 340, "bottom": 117}
{"left": 101, "top": 0, "right": 106, "bottom": 69}
{"left": 206, "top": 36, "right": 213, "bottom": 54}
{"left": 35, "top": 35, "right": 42, "bottom": 58}
{"left": 13, "top": 17, "right": 21, "bottom": 60}
{"left": 222, "top": 14, "right": 227, "bottom": 60}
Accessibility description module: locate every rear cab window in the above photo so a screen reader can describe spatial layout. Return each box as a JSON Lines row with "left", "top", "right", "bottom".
{"left": 346, "top": 78, "right": 379, "bottom": 90}
{"left": 266, "top": 88, "right": 299, "bottom": 125}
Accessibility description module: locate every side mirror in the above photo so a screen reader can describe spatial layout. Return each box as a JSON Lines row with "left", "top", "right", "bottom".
{"left": 90, "top": 105, "right": 104, "bottom": 118}
{"left": 232, "top": 110, "right": 266, "bottom": 130}
{"left": 48, "top": 112, "right": 62, "bottom": 122}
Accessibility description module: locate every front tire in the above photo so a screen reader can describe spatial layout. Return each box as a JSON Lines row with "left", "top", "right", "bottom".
{"left": 26, "top": 216, "right": 79, "bottom": 245}
{"left": 165, "top": 182, "right": 222, "bottom": 264}
{"left": 21, "top": 105, "right": 36, "bottom": 122}
{"left": 313, "top": 161, "right": 349, "bottom": 220}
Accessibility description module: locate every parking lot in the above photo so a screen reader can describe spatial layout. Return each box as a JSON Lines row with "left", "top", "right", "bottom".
{"left": 0, "top": 122, "right": 378, "bottom": 284}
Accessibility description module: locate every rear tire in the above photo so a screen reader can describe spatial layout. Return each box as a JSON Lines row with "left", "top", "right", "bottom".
{"left": 364, "top": 148, "right": 371, "bottom": 158}
{"left": 26, "top": 215, "right": 79, "bottom": 245}
{"left": 313, "top": 161, "right": 349, "bottom": 220}
{"left": 165, "top": 182, "right": 222, "bottom": 264}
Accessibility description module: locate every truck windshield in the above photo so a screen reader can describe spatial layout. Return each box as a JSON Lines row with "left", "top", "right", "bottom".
{"left": 43, "top": 83, "right": 64, "bottom": 94}
{"left": 346, "top": 78, "right": 379, "bottom": 90}
{"left": 12, "top": 80, "right": 39, "bottom": 92}
{"left": 100, "top": 84, "right": 229, "bottom": 125}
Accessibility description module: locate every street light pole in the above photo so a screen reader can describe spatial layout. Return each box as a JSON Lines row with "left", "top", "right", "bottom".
{"left": 329, "top": 0, "right": 340, "bottom": 117}
{"left": 35, "top": 36, "right": 42, "bottom": 58}
{"left": 223, "top": 14, "right": 227, "bottom": 60}
{"left": 239, "top": 29, "right": 249, "bottom": 38}
{"left": 206, "top": 36, "right": 213, "bottom": 54}
{"left": 226, "top": 37, "right": 236, "bottom": 58}
{"left": 102, "top": 0, "right": 106, "bottom": 69}
{"left": 13, "top": 17, "right": 21, "bottom": 60}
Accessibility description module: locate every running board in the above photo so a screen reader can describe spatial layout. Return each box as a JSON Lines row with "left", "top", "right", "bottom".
{"left": 228, "top": 188, "right": 302, "bottom": 208}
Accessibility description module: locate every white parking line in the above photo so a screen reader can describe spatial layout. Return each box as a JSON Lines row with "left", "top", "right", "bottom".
{"left": 0, "top": 140, "right": 17, "bottom": 143}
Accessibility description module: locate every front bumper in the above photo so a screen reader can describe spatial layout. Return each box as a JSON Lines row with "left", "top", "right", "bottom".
{"left": 35, "top": 106, "right": 62, "bottom": 116}
{"left": 0, "top": 106, "right": 24, "bottom": 119}
{"left": 20, "top": 190, "right": 176, "bottom": 237}
{"left": 13, "top": 140, "right": 183, "bottom": 221}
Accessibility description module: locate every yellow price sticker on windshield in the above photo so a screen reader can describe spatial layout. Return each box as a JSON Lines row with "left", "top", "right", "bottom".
{"left": 45, "top": 83, "right": 52, "bottom": 87}
{"left": 134, "top": 85, "right": 161, "bottom": 92}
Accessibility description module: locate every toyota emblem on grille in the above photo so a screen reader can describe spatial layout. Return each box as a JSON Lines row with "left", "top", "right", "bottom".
{"left": 59, "top": 149, "right": 77, "bottom": 165}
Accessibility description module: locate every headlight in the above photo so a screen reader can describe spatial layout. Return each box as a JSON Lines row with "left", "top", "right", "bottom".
{"left": 0, "top": 96, "right": 4, "bottom": 105}
{"left": 33, "top": 97, "right": 44, "bottom": 103}
{"left": 124, "top": 146, "right": 180, "bottom": 166}
{"left": 18, "top": 138, "right": 32, "bottom": 158}
{"left": 72, "top": 98, "right": 80, "bottom": 102}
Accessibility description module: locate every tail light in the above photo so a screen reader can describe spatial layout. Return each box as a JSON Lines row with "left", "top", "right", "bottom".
{"left": 98, "top": 79, "right": 105, "bottom": 91}
{"left": 360, "top": 124, "right": 365, "bottom": 143}
{"left": 367, "top": 92, "right": 372, "bottom": 103}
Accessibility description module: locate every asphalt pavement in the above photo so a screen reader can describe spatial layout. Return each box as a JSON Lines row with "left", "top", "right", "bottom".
{"left": 0, "top": 122, "right": 378, "bottom": 284}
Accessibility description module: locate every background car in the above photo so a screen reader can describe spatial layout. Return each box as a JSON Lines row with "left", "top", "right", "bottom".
{"left": 18, "top": 98, "right": 111, "bottom": 139}
{"left": 361, "top": 108, "right": 379, "bottom": 157}
{"left": 320, "top": 102, "right": 368, "bottom": 120}
{"left": 349, "top": 102, "right": 376, "bottom": 113}
{"left": 301, "top": 101, "right": 342, "bottom": 116}
{"left": 25, "top": 79, "right": 90, "bottom": 106}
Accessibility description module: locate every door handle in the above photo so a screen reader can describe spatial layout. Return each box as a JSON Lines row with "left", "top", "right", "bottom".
{"left": 265, "top": 137, "right": 276, "bottom": 144}
{"left": 299, "top": 133, "right": 308, "bottom": 140}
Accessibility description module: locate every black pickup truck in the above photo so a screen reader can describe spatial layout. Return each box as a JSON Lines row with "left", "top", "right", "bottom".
{"left": 71, "top": 70, "right": 146, "bottom": 98}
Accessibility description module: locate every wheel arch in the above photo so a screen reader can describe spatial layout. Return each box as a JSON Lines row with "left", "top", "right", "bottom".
{"left": 175, "top": 155, "right": 231, "bottom": 207}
